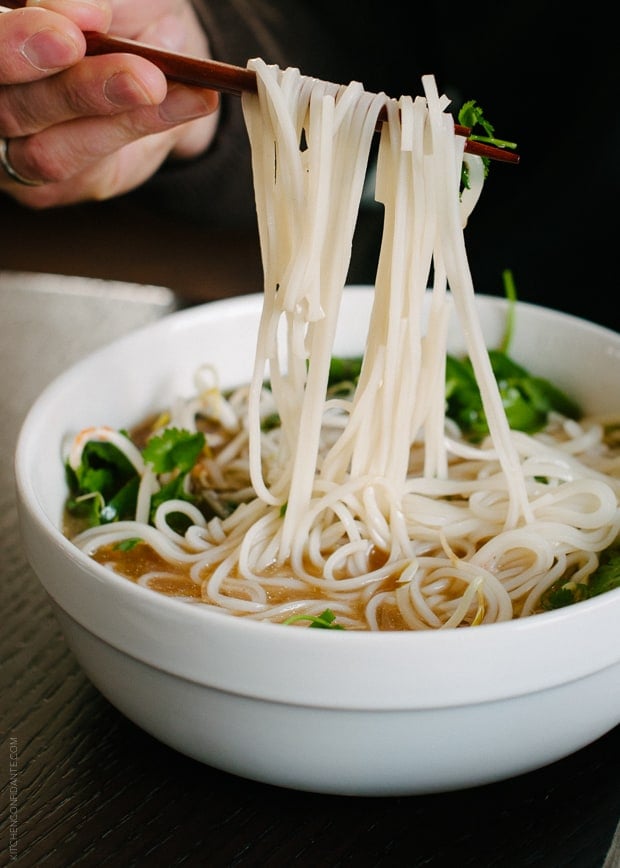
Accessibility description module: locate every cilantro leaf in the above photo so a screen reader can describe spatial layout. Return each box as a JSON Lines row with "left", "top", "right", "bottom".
{"left": 457, "top": 100, "right": 517, "bottom": 188}
{"left": 459, "top": 99, "right": 496, "bottom": 139}
{"left": 143, "top": 428, "right": 205, "bottom": 475}
{"left": 66, "top": 428, "right": 207, "bottom": 530}
{"left": 65, "top": 437, "right": 139, "bottom": 526}
{"left": 141, "top": 429, "right": 207, "bottom": 531}
{"left": 70, "top": 438, "right": 136, "bottom": 500}
{"left": 445, "top": 347, "right": 581, "bottom": 442}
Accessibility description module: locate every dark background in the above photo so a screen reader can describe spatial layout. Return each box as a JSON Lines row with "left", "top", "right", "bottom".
{"left": 326, "top": 0, "right": 619, "bottom": 333}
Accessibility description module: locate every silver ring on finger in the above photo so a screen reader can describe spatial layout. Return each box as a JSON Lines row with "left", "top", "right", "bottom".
{"left": 0, "top": 137, "right": 45, "bottom": 187}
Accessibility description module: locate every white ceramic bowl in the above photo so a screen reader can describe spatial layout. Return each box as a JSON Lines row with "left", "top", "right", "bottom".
{"left": 15, "top": 287, "right": 620, "bottom": 796}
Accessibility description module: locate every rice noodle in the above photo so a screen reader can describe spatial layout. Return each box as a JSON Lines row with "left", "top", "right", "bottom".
{"left": 68, "top": 65, "right": 620, "bottom": 630}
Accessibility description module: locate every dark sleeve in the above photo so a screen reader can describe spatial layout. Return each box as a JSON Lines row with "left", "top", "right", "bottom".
{"left": 135, "top": 0, "right": 349, "bottom": 229}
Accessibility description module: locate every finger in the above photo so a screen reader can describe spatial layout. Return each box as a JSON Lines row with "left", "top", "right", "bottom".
{"left": 3, "top": 133, "right": 176, "bottom": 207}
{"left": 0, "top": 54, "right": 170, "bottom": 138}
{"left": 109, "top": 1, "right": 189, "bottom": 39}
{"left": 0, "top": 6, "right": 86, "bottom": 80}
{"left": 110, "top": 3, "right": 211, "bottom": 64}
{"left": 136, "top": 4, "right": 207, "bottom": 54}
{"left": 17, "top": 0, "right": 112, "bottom": 32}
{"left": 3, "top": 82, "right": 217, "bottom": 185}
{"left": 0, "top": 102, "right": 208, "bottom": 207}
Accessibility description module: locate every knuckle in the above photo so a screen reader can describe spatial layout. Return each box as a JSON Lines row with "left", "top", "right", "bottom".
{"left": 0, "top": 84, "right": 47, "bottom": 137}
{"left": 20, "top": 136, "right": 66, "bottom": 184}
{"left": 0, "top": 93, "right": 30, "bottom": 138}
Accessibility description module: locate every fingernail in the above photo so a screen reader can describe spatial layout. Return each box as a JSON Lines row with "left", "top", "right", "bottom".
{"left": 158, "top": 86, "right": 214, "bottom": 123}
{"left": 21, "top": 29, "right": 81, "bottom": 71}
{"left": 104, "top": 72, "right": 154, "bottom": 108}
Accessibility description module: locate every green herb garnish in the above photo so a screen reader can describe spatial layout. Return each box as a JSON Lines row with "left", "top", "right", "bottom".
{"left": 328, "top": 356, "right": 363, "bottom": 388}
{"left": 66, "top": 428, "right": 205, "bottom": 529}
{"left": 142, "top": 428, "right": 205, "bottom": 475}
{"left": 445, "top": 349, "right": 581, "bottom": 442}
{"left": 445, "top": 270, "right": 580, "bottom": 441}
{"left": 539, "top": 545, "right": 620, "bottom": 611}
{"left": 65, "top": 436, "right": 138, "bottom": 526}
{"left": 458, "top": 100, "right": 518, "bottom": 188}
{"left": 115, "top": 538, "right": 143, "bottom": 552}
{"left": 283, "top": 608, "right": 345, "bottom": 629}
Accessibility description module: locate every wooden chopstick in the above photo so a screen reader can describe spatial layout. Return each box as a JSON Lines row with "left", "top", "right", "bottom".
{"left": 1, "top": 1, "right": 519, "bottom": 164}
{"left": 83, "top": 31, "right": 259, "bottom": 98}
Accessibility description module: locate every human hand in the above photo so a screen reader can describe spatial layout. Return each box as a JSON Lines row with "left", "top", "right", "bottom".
{"left": 0, "top": 0, "right": 219, "bottom": 206}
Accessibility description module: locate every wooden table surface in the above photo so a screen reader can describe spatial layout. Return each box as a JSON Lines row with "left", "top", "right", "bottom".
{"left": 1, "top": 194, "right": 619, "bottom": 868}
